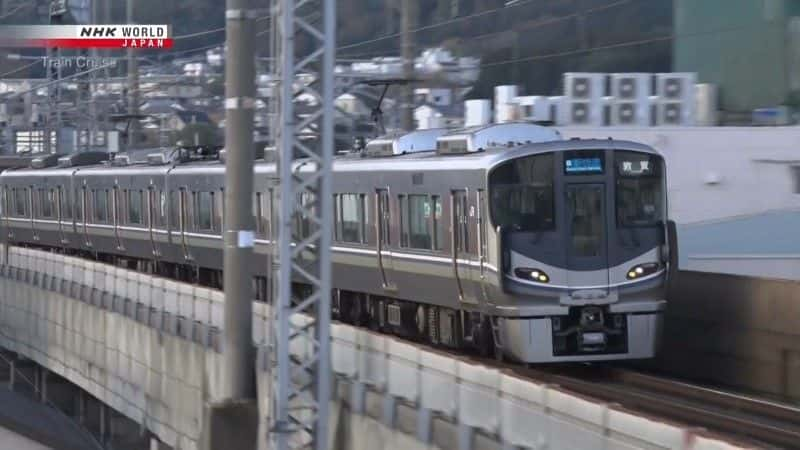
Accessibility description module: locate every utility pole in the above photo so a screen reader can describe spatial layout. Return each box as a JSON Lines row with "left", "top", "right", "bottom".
{"left": 271, "top": 0, "right": 335, "bottom": 448}
{"left": 47, "top": 1, "right": 66, "bottom": 154}
{"left": 400, "top": 0, "right": 416, "bottom": 131}
{"left": 223, "top": 0, "right": 256, "bottom": 401}
{"left": 126, "top": 0, "right": 139, "bottom": 149}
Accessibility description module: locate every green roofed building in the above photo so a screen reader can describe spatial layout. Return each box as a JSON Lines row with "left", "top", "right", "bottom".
{"left": 674, "top": 0, "right": 800, "bottom": 113}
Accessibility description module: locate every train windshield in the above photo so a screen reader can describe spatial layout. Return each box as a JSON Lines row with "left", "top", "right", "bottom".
{"left": 615, "top": 151, "right": 665, "bottom": 227}
{"left": 489, "top": 152, "right": 555, "bottom": 231}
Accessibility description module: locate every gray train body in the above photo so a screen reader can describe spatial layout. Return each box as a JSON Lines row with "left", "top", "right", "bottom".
{"left": 0, "top": 137, "right": 672, "bottom": 363}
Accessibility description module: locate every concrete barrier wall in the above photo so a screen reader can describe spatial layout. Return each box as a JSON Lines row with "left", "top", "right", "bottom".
{"left": 0, "top": 246, "right": 747, "bottom": 449}
{"left": 654, "top": 270, "right": 800, "bottom": 400}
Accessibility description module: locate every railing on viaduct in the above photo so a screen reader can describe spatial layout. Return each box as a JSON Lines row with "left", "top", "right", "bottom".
{"left": 0, "top": 245, "right": 744, "bottom": 450}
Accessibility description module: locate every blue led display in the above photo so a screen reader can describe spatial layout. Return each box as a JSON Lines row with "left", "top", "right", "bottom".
{"left": 565, "top": 157, "right": 603, "bottom": 174}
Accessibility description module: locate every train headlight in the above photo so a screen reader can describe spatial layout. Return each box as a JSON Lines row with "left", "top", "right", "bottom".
{"left": 626, "top": 262, "right": 660, "bottom": 280}
{"left": 514, "top": 268, "right": 550, "bottom": 283}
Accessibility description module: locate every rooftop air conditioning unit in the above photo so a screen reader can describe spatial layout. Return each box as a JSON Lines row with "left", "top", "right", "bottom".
{"left": 610, "top": 73, "right": 652, "bottom": 126}
{"left": 548, "top": 96, "right": 569, "bottom": 126}
{"left": 516, "top": 96, "right": 551, "bottom": 123}
{"left": 656, "top": 73, "right": 697, "bottom": 126}
{"left": 564, "top": 73, "right": 605, "bottom": 100}
{"left": 564, "top": 73, "right": 605, "bottom": 126}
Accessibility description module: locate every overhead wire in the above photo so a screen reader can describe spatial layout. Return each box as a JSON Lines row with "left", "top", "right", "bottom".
{"left": 337, "top": 0, "right": 544, "bottom": 52}
{"left": 0, "top": 60, "right": 42, "bottom": 78}
{"left": 0, "top": 2, "right": 33, "bottom": 21}
{"left": 337, "top": 0, "right": 633, "bottom": 59}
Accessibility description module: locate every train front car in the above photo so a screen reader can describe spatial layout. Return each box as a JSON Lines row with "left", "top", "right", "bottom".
{"left": 488, "top": 139, "right": 670, "bottom": 363}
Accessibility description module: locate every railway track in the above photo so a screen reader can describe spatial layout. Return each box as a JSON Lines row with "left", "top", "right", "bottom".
{"left": 507, "top": 364, "right": 800, "bottom": 449}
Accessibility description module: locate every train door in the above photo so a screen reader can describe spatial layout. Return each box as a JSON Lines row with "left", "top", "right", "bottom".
{"left": 178, "top": 188, "right": 193, "bottom": 261}
{"left": 147, "top": 186, "right": 160, "bottom": 258}
{"left": 565, "top": 184, "right": 609, "bottom": 290}
{"left": 112, "top": 186, "right": 125, "bottom": 251}
{"left": 80, "top": 186, "right": 92, "bottom": 248}
{"left": 452, "top": 189, "right": 478, "bottom": 305}
{"left": 56, "top": 186, "right": 67, "bottom": 245}
{"left": 29, "top": 186, "right": 38, "bottom": 242}
{"left": 476, "top": 189, "right": 489, "bottom": 301}
{"left": 1, "top": 187, "right": 10, "bottom": 241}
{"left": 376, "top": 188, "right": 396, "bottom": 291}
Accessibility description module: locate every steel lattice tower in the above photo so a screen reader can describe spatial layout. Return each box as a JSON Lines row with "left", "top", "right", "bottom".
{"left": 270, "top": 0, "right": 335, "bottom": 449}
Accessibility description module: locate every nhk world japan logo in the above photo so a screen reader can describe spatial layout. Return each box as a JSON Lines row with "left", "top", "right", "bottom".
{"left": 0, "top": 25, "right": 172, "bottom": 49}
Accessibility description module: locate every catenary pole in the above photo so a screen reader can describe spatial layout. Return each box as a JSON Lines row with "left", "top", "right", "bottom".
{"left": 271, "top": 0, "right": 335, "bottom": 448}
{"left": 400, "top": 0, "right": 416, "bottom": 130}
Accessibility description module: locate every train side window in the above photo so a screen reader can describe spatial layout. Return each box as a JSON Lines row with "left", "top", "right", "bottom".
{"left": 39, "top": 189, "right": 54, "bottom": 218}
{"left": 399, "top": 194, "right": 432, "bottom": 250}
{"left": 195, "top": 191, "right": 214, "bottom": 232}
{"left": 159, "top": 190, "right": 167, "bottom": 227}
{"left": 112, "top": 187, "right": 122, "bottom": 225}
{"left": 58, "top": 187, "right": 71, "bottom": 220}
{"left": 408, "top": 195, "right": 432, "bottom": 249}
{"left": 333, "top": 195, "right": 340, "bottom": 240}
{"left": 128, "top": 190, "right": 143, "bottom": 225}
{"left": 294, "top": 192, "right": 314, "bottom": 239}
{"left": 338, "top": 193, "right": 365, "bottom": 243}
{"left": 215, "top": 190, "right": 224, "bottom": 231}
{"left": 13, "top": 188, "right": 28, "bottom": 217}
{"left": 170, "top": 190, "right": 181, "bottom": 229}
{"left": 254, "top": 192, "right": 264, "bottom": 237}
{"left": 398, "top": 194, "right": 408, "bottom": 247}
{"left": 94, "top": 189, "right": 109, "bottom": 223}
{"left": 74, "top": 188, "right": 83, "bottom": 221}
{"left": 432, "top": 195, "right": 443, "bottom": 251}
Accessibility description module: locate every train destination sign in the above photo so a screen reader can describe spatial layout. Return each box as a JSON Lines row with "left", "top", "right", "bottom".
{"left": 618, "top": 158, "right": 654, "bottom": 176}
{"left": 565, "top": 157, "right": 603, "bottom": 174}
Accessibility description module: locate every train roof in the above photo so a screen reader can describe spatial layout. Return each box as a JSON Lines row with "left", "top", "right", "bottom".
{"left": 0, "top": 138, "right": 660, "bottom": 179}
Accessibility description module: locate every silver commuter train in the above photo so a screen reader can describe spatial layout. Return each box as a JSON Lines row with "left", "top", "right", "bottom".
{"left": 0, "top": 123, "right": 676, "bottom": 362}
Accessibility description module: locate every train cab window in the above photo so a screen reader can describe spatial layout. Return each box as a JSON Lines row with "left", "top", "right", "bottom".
{"left": 13, "top": 188, "right": 28, "bottom": 217}
{"left": 400, "top": 194, "right": 433, "bottom": 250}
{"left": 128, "top": 190, "right": 143, "bottom": 225}
{"left": 195, "top": 191, "right": 214, "bottom": 231}
{"left": 58, "top": 187, "right": 71, "bottom": 220}
{"left": 337, "top": 193, "right": 365, "bottom": 243}
{"left": 489, "top": 153, "right": 555, "bottom": 231}
{"left": 615, "top": 152, "right": 664, "bottom": 227}
{"left": 93, "top": 189, "right": 109, "bottom": 223}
